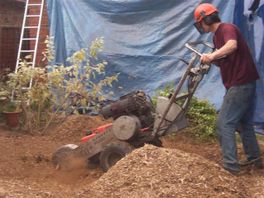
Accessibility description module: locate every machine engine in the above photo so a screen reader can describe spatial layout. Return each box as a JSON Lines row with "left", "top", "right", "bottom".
{"left": 99, "top": 90, "right": 154, "bottom": 128}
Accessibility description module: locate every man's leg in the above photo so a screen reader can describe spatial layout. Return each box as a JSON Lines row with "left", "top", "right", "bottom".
{"left": 216, "top": 82, "right": 257, "bottom": 172}
{"left": 239, "top": 82, "right": 262, "bottom": 167}
{"left": 239, "top": 122, "right": 261, "bottom": 162}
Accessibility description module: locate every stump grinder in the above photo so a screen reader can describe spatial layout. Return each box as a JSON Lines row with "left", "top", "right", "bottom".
{"left": 52, "top": 41, "right": 215, "bottom": 172}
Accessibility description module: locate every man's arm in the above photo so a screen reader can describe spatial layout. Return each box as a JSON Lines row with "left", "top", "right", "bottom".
{"left": 200, "top": 40, "right": 237, "bottom": 64}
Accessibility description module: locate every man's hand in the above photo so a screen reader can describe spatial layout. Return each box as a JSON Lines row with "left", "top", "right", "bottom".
{"left": 200, "top": 53, "right": 214, "bottom": 64}
{"left": 200, "top": 40, "right": 236, "bottom": 64}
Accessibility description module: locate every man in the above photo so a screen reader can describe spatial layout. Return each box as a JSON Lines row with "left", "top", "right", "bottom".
{"left": 193, "top": 3, "right": 262, "bottom": 174}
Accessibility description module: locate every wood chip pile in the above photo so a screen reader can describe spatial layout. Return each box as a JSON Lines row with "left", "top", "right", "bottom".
{"left": 51, "top": 115, "right": 111, "bottom": 142}
{"left": 79, "top": 144, "right": 248, "bottom": 198}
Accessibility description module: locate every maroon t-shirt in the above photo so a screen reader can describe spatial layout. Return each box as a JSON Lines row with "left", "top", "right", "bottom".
{"left": 213, "top": 23, "right": 259, "bottom": 89}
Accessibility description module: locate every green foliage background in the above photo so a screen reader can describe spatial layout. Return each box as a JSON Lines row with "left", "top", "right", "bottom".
{"left": 187, "top": 97, "right": 217, "bottom": 141}
{"left": 0, "top": 37, "right": 118, "bottom": 132}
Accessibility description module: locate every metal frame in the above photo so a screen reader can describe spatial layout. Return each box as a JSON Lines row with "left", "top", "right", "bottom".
{"left": 153, "top": 41, "right": 214, "bottom": 137}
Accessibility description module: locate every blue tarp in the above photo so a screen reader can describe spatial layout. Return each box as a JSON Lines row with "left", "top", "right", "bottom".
{"left": 46, "top": 0, "right": 263, "bottom": 126}
{"left": 234, "top": 0, "right": 264, "bottom": 131}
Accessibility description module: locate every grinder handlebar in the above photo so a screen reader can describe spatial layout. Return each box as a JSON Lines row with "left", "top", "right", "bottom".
{"left": 185, "top": 41, "right": 226, "bottom": 60}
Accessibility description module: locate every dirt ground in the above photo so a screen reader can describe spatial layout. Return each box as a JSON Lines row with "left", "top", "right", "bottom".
{"left": 0, "top": 115, "right": 264, "bottom": 198}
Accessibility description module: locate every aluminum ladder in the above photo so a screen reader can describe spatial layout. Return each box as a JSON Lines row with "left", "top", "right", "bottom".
{"left": 15, "top": 0, "right": 45, "bottom": 89}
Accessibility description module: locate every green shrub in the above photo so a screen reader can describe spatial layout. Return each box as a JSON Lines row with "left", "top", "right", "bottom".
{"left": 152, "top": 83, "right": 174, "bottom": 106}
{"left": 3, "top": 101, "right": 18, "bottom": 112}
{"left": 2, "top": 37, "right": 118, "bottom": 132}
{"left": 187, "top": 97, "right": 217, "bottom": 142}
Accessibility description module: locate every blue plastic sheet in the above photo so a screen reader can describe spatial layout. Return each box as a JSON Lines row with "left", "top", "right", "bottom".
{"left": 46, "top": 0, "right": 264, "bottom": 129}
{"left": 46, "top": 0, "right": 238, "bottom": 110}
{"left": 234, "top": 0, "right": 264, "bottom": 132}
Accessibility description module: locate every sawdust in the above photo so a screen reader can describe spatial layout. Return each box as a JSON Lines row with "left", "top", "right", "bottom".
{"left": 50, "top": 114, "right": 112, "bottom": 142}
{"left": 79, "top": 144, "right": 249, "bottom": 198}
{"left": 1, "top": 115, "right": 264, "bottom": 197}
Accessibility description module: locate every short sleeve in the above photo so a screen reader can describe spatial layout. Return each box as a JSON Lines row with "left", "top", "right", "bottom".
{"left": 222, "top": 24, "right": 238, "bottom": 43}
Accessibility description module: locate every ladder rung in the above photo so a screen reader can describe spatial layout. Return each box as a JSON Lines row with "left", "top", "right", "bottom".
{"left": 26, "top": 15, "right": 40, "bottom": 17}
{"left": 22, "top": 38, "right": 37, "bottom": 41}
{"left": 20, "top": 50, "right": 35, "bottom": 53}
{"left": 18, "top": 62, "right": 33, "bottom": 65}
{"left": 25, "top": 26, "right": 38, "bottom": 29}
{"left": 28, "top": 4, "right": 42, "bottom": 6}
{"left": 15, "top": 0, "right": 44, "bottom": 80}
{"left": 21, "top": 87, "right": 31, "bottom": 92}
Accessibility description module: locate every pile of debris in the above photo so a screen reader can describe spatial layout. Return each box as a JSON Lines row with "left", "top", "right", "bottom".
{"left": 79, "top": 144, "right": 248, "bottom": 197}
{"left": 51, "top": 115, "right": 111, "bottom": 142}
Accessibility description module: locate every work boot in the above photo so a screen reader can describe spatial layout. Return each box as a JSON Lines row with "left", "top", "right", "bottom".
{"left": 223, "top": 166, "right": 248, "bottom": 176}
{"left": 223, "top": 167, "right": 240, "bottom": 175}
{"left": 239, "top": 157, "right": 264, "bottom": 169}
{"left": 223, "top": 162, "right": 241, "bottom": 176}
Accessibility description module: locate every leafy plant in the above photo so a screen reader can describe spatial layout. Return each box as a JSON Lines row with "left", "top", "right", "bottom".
{"left": 2, "top": 37, "right": 118, "bottom": 133}
{"left": 46, "top": 37, "right": 119, "bottom": 113}
{"left": 186, "top": 97, "right": 217, "bottom": 142}
{"left": 0, "top": 69, "right": 11, "bottom": 103}
{"left": 152, "top": 83, "right": 174, "bottom": 106}
{"left": 3, "top": 100, "right": 21, "bottom": 112}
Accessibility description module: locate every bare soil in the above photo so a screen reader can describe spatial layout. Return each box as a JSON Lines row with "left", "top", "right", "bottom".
{"left": 0, "top": 115, "right": 264, "bottom": 198}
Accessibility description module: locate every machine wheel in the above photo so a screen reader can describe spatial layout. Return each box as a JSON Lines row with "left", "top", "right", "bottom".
{"left": 51, "top": 144, "right": 78, "bottom": 169}
{"left": 148, "top": 137, "right": 163, "bottom": 147}
{"left": 89, "top": 153, "right": 100, "bottom": 164}
{"left": 99, "top": 141, "right": 134, "bottom": 172}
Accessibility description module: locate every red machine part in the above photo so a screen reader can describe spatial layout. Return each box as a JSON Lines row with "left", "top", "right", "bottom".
{"left": 81, "top": 123, "right": 113, "bottom": 143}
{"left": 81, "top": 123, "right": 150, "bottom": 143}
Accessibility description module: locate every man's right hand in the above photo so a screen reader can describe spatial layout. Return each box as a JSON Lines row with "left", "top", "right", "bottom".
{"left": 200, "top": 53, "right": 215, "bottom": 64}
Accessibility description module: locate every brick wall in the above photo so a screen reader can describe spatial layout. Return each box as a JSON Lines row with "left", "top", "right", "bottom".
{"left": 0, "top": 1, "right": 24, "bottom": 70}
{"left": 0, "top": 0, "right": 49, "bottom": 71}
